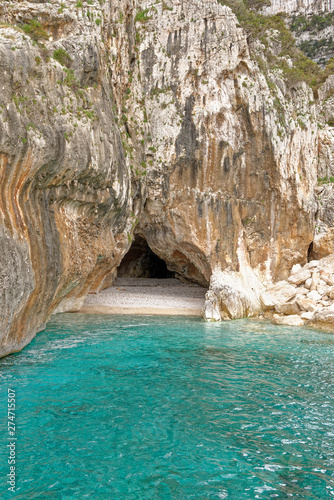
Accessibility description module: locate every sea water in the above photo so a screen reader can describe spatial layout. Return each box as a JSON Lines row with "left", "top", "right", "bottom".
{"left": 0, "top": 314, "right": 334, "bottom": 499}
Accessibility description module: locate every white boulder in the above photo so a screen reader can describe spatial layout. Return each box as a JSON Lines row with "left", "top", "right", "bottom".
{"left": 203, "top": 290, "right": 221, "bottom": 322}
{"left": 275, "top": 301, "right": 300, "bottom": 316}
{"left": 267, "top": 281, "right": 297, "bottom": 305}
{"left": 272, "top": 314, "right": 304, "bottom": 326}
{"left": 307, "top": 290, "right": 322, "bottom": 302}
{"left": 291, "top": 264, "right": 302, "bottom": 275}
{"left": 305, "top": 278, "right": 312, "bottom": 289}
{"left": 301, "top": 311, "right": 314, "bottom": 321}
{"left": 297, "top": 297, "right": 317, "bottom": 312}
{"left": 288, "top": 269, "right": 312, "bottom": 286}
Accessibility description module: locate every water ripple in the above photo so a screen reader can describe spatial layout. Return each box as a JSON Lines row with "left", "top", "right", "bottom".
{"left": 0, "top": 315, "right": 334, "bottom": 499}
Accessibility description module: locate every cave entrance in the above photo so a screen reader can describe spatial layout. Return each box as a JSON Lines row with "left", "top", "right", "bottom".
{"left": 117, "top": 236, "right": 175, "bottom": 279}
{"left": 307, "top": 241, "right": 315, "bottom": 262}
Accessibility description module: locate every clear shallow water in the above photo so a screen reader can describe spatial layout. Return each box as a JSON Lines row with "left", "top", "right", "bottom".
{"left": 1, "top": 315, "right": 334, "bottom": 499}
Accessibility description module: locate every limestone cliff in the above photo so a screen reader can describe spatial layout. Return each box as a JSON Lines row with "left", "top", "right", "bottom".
{"left": 0, "top": 0, "right": 333, "bottom": 356}
{"left": 262, "top": 0, "right": 334, "bottom": 66}
{"left": 263, "top": 0, "right": 334, "bottom": 16}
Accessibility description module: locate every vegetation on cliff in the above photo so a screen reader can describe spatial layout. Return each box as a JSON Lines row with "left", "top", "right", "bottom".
{"left": 290, "top": 11, "right": 334, "bottom": 34}
{"left": 218, "top": 0, "right": 334, "bottom": 94}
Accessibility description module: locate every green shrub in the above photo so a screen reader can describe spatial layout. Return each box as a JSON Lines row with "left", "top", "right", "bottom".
{"left": 63, "top": 69, "right": 78, "bottom": 89}
{"left": 22, "top": 19, "right": 48, "bottom": 41}
{"left": 290, "top": 12, "right": 334, "bottom": 34}
{"left": 317, "top": 175, "right": 334, "bottom": 183}
{"left": 299, "top": 37, "right": 334, "bottom": 61}
{"left": 134, "top": 8, "right": 151, "bottom": 23}
{"left": 162, "top": 1, "right": 173, "bottom": 11}
{"left": 53, "top": 48, "right": 72, "bottom": 68}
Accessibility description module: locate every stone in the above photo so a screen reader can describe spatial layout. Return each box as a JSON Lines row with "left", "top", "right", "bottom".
{"left": 307, "top": 290, "right": 322, "bottom": 302}
{"left": 301, "top": 311, "right": 314, "bottom": 321}
{"left": 260, "top": 292, "right": 276, "bottom": 311}
{"left": 320, "top": 272, "right": 334, "bottom": 287}
{"left": 287, "top": 270, "right": 312, "bottom": 286}
{"left": 317, "top": 284, "right": 329, "bottom": 296}
{"left": 310, "top": 271, "right": 320, "bottom": 291}
{"left": 313, "top": 305, "right": 334, "bottom": 328}
{"left": 304, "top": 260, "right": 319, "bottom": 270}
{"left": 272, "top": 315, "right": 304, "bottom": 327}
{"left": 210, "top": 264, "right": 264, "bottom": 320}
{"left": 290, "top": 264, "right": 302, "bottom": 275}
{"left": 295, "top": 287, "right": 308, "bottom": 295}
{"left": 203, "top": 291, "right": 221, "bottom": 322}
{"left": 267, "top": 282, "right": 297, "bottom": 305}
{"left": 296, "top": 297, "right": 317, "bottom": 312}
{"left": 305, "top": 278, "right": 312, "bottom": 289}
{"left": 275, "top": 301, "right": 300, "bottom": 316}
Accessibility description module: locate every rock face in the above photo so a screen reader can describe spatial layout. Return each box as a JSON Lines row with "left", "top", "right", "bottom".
{"left": 262, "top": 1, "right": 334, "bottom": 66}
{"left": 0, "top": 0, "right": 133, "bottom": 356}
{"left": 263, "top": 0, "right": 334, "bottom": 16}
{"left": 0, "top": 0, "right": 334, "bottom": 356}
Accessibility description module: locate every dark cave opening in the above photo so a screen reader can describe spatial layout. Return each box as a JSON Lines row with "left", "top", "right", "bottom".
{"left": 117, "top": 236, "right": 175, "bottom": 279}
{"left": 308, "top": 241, "right": 315, "bottom": 262}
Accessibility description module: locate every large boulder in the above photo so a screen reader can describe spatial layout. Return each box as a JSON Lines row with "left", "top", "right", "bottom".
{"left": 312, "top": 305, "right": 334, "bottom": 328}
{"left": 272, "top": 314, "right": 304, "bottom": 327}
{"left": 297, "top": 297, "right": 317, "bottom": 312}
{"left": 203, "top": 290, "right": 221, "bottom": 322}
{"left": 275, "top": 301, "right": 300, "bottom": 316}
{"left": 267, "top": 282, "right": 297, "bottom": 305}
{"left": 287, "top": 269, "right": 312, "bottom": 286}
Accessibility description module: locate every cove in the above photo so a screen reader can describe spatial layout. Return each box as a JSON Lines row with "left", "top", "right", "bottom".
{"left": 1, "top": 314, "right": 334, "bottom": 499}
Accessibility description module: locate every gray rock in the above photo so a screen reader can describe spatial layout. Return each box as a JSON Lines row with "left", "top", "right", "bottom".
{"left": 295, "top": 287, "right": 309, "bottom": 296}
{"left": 320, "top": 272, "right": 334, "bottom": 287}
{"left": 310, "top": 271, "right": 320, "bottom": 291}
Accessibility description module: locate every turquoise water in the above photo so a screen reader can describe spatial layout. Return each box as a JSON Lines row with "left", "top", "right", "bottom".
{"left": 1, "top": 315, "right": 334, "bottom": 499}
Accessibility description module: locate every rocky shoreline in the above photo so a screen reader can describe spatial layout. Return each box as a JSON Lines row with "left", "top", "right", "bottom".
{"left": 264, "top": 254, "right": 334, "bottom": 331}
{"left": 81, "top": 264, "right": 334, "bottom": 334}
{"left": 203, "top": 253, "right": 334, "bottom": 333}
